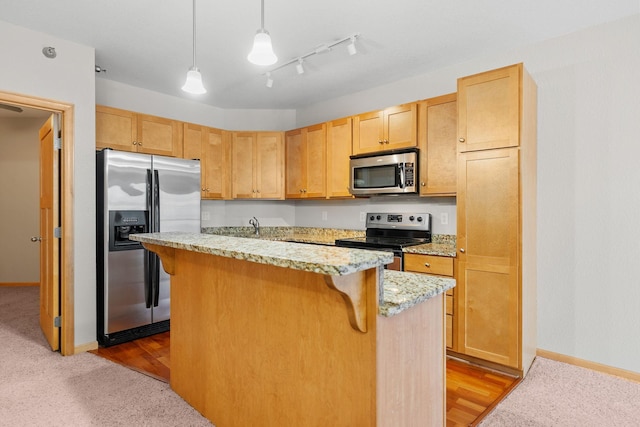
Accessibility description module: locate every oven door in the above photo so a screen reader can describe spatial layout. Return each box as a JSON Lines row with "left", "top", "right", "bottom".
{"left": 334, "top": 240, "right": 403, "bottom": 270}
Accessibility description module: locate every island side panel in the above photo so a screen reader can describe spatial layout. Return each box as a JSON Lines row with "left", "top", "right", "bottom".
{"left": 376, "top": 294, "right": 445, "bottom": 427}
{"left": 169, "top": 248, "right": 379, "bottom": 427}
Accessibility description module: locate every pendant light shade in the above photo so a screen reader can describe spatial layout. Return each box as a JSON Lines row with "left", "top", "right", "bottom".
{"left": 248, "top": 0, "right": 277, "bottom": 66}
{"left": 248, "top": 29, "right": 277, "bottom": 66}
{"left": 182, "top": 0, "right": 206, "bottom": 94}
{"left": 182, "top": 66, "right": 206, "bottom": 94}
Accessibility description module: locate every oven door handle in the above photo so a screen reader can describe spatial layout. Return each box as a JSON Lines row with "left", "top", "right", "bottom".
{"left": 398, "top": 163, "right": 405, "bottom": 189}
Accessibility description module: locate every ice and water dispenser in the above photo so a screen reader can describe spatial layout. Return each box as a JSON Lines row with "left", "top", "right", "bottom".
{"left": 108, "top": 210, "right": 149, "bottom": 251}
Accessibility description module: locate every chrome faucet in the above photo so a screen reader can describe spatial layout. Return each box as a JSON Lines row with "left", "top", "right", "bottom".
{"left": 249, "top": 216, "right": 260, "bottom": 236}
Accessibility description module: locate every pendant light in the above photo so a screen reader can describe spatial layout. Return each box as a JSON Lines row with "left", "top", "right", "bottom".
{"left": 182, "top": 0, "right": 206, "bottom": 94}
{"left": 247, "top": 0, "right": 277, "bottom": 66}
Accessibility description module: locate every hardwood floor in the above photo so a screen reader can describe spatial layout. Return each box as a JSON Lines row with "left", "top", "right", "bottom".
{"left": 91, "top": 333, "right": 519, "bottom": 426}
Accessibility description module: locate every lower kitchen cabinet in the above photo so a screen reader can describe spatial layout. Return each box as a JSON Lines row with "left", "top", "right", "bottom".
{"left": 404, "top": 253, "right": 457, "bottom": 350}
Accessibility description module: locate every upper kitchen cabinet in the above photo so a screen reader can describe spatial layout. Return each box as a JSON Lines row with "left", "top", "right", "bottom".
{"left": 202, "top": 127, "right": 231, "bottom": 200}
{"left": 232, "top": 132, "right": 284, "bottom": 200}
{"left": 352, "top": 103, "right": 417, "bottom": 155}
{"left": 457, "top": 64, "right": 521, "bottom": 152}
{"left": 417, "top": 93, "right": 457, "bottom": 196}
{"left": 182, "top": 122, "right": 204, "bottom": 160}
{"left": 96, "top": 105, "right": 182, "bottom": 157}
{"left": 455, "top": 63, "right": 537, "bottom": 375}
{"left": 285, "top": 124, "right": 326, "bottom": 199}
{"left": 326, "top": 117, "right": 353, "bottom": 199}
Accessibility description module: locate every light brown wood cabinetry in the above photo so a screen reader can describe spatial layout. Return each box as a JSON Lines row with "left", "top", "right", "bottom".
{"left": 96, "top": 105, "right": 182, "bottom": 157}
{"left": 455, "top": 63, "right": 537, "bottom": 375}
{"left": 418, "top": 94, "right": 457, "bottom": 196}
{"left": 182, "top": 122, "right": 203, "bottom": 160}
{"left": 352, "top": 103, "right": 417, "bottom": 155}
{"left": 326, "top": 117, "right": 353, "bottom": 198}
{"left": 404, "top": 253, "right": 457, "bottom": 350}
{"left": 457, "top": 65, "right": 520, "bottom": 152}
{"left": 232, "top": 132, "right": 284, "bottom": 199}
{"left": 285, "top": 124, "right": 326, "bottom": 199}
{"left": 202, "top": 128, "right": 231, "bottom": 199}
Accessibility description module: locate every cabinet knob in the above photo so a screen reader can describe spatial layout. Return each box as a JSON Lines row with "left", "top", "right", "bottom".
{"left": 460, "top": 248, "right": 465, "bottom": 253}
{"left": 378, "top": 140, "right": 383, "bottom": 145}
{"left": 132, "top": 141, "right": 137, "bottom": 145}
{"left": 424, "top": 263, "right": 431, "bottom": 267}
{"left": 420, "top": 182, "right": 425, "bottom": 186}
{"left": 201, "top": 187, "right": 205, "bottom": 191}
{"left": 30, "top": 236, "right": 42, "bottom": 242}
{"left": 257, "top": 189, "right": 260, "bottom": 193}
{"left": 384, "top": 139, "right": 389, "bottom": 144}
{"left": 459, "top": 137, "right": 465, "bottom": 143}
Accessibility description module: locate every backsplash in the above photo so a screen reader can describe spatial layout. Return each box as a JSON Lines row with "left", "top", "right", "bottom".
{"left": 201, "top": 196, "right": 457, "bottom": 235}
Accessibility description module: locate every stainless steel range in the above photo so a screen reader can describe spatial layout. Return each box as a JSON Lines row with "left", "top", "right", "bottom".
{"left": 335, "top": 212, "right": 431, "bottom": 270}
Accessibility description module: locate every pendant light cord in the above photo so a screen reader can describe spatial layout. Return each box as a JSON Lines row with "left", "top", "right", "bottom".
{"left": 260, "top": 0, "right": 265, "bottom": 30}
{"left": 192, "top": 0, "right": 197, "bottom": 67}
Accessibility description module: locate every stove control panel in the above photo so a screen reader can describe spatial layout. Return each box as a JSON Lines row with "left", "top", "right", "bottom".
{"left": 366, "top": 212, "right": 431, "bottom": 231}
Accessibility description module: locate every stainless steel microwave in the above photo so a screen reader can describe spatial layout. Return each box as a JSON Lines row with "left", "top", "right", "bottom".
{"left": 349, "top": 148, "right": 418, "bottom": 196}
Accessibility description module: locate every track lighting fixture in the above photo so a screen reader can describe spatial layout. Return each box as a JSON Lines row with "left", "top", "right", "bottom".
{"left": 347, "top": 36, "right": 357, "bottom": 56}
{"left": 182, "top": 0, "right": 206, "bottom": 94}
{"left": 248, "top": 0, "right": 278, "bottom": 66}
{"left": 260, "top": 33, "right": 359, "bottom": 85}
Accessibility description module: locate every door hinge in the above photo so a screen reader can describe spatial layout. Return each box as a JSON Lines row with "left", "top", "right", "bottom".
{"left": 54, "top": 227, "right": 61, "bottom": 238}
{"left": 54, "top": 316, "right": 61, "bottom": 328}
{"left": 54, "top": 137, "right": 62, "bottom": 150}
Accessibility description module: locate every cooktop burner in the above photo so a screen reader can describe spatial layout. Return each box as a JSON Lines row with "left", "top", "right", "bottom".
{"left": 334, "top": 212, "right": 432, "bottom": 251}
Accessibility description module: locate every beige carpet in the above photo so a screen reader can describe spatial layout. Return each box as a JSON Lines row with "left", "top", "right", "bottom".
{"left": 479, "top": 356, "right": 640, "bottom": 426}
{"left": 0, "top": 286, "right": 212, "bottom": 426}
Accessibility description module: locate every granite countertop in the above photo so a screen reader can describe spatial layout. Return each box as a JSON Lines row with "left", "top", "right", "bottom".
{"left": 131, "top": 231, "right": 455, "bottom": 317}
{"left": 201, "top": 226, "right": 365, "bottom": 245}
{"left": 130, "top": 231, "right": 393, "bottom": 276}
{"left": 381, "top": 270, "right": 455, "bottom": 317}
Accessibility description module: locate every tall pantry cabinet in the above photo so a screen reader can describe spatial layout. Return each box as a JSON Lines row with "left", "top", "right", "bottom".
{"left": 455, "top": 63, "right": 537, "bottom": 376}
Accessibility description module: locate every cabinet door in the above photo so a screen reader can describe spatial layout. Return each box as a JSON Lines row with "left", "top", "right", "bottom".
{"left": 232, "top": 132, "right": 257, "bottom": 199}
{"left": 96, "top": 106, "right": 137, "bottom": 152}
{"left": 418, "top": 94, "right": 457, "bottom": 196}
{"left": 326, "top": 117, "right": 353, "bottom": 198}
{"left": 137, "top": 114, "right": 182, "bottom": 157}
{"left": 457, "top": 147, "right": 520, "bottom": 368}
{"left": 285, "top": 129, "right": 304, "bottom": 199}
{"left": 303, "top": 123, "right": 326, "bottom": 198}
{"left": 383, "top": 103, "right": 417, "bottom": 149}
{"left": 352, "top": 110, "right": 384, "bottom": 155}
{"left": 202, "top": 129, "right": 230, "bottom": 200}
{"left": 458, "top": 64, "right": 521, "bottom": 152}
{"left": 255, "top": 132, "right": 284, "bottom": 199}
{"left": 183, "top": 123, "right": 204, "bottom": 160}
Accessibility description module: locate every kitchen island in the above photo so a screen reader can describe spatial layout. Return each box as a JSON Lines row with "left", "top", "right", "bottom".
{"left": 130, "top": 232, "right": 454, "bottom": 427}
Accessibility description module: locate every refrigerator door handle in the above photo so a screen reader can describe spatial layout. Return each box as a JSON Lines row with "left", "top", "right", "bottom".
{"left": 144, "top": 168, "right": 153, "bottom": 309}
{"left": 153, "top": 169, "right": 161, "bottom": 307}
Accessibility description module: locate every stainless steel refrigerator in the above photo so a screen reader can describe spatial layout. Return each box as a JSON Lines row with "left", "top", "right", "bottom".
{"left": 96, "top": 149, "right": 200, "bottom": 346}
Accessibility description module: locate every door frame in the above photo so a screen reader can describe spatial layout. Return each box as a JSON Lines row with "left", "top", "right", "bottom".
{"left": 1, "top": 90, "right": 75, "bottom": 356}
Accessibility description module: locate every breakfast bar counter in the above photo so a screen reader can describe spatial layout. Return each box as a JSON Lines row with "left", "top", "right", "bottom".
{"left": 131, "top": 231, "right": 452, "bottom": 427}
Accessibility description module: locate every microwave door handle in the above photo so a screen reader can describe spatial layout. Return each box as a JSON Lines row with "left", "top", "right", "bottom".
{"left": 398, "top": 163, "right": 405, "bottom": 188}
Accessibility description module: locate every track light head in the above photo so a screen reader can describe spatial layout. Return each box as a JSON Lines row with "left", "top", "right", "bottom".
{"left": 347, "top": 36, "right": 357, "bottom": 56}
{"left": 266, "top": 72, "right": 274, "bottom": 88}
{"left": 296, "top": 59, "right": 305, "bottom": 75}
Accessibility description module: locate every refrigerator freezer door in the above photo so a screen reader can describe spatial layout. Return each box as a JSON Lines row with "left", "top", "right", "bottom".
{"left": 101, "top": 150, "right": 153, "bottom": 334}
{"left": 151, "top": 155, "right": 201, "bottom": 323}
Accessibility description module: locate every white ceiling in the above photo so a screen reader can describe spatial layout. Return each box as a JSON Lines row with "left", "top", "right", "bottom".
{"left": 2, "top": 0, "right": 638, "bottom": 110}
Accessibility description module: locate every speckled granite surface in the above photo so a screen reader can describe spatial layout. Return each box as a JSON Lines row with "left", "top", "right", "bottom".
{"left": 202, "top": 226, "right": 457, "bottom": 256}
{"left": 130, "top": 231, "right": 393, "bottom": 276}
{"left": 380, "top": 270, "right": 455, "bottom": 317}
{"left": 131, "top": 231, "right": 455, "bottom": 316}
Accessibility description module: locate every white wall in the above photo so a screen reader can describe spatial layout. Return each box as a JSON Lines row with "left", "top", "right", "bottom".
{"left": 0, "top": 118, "right": 43, "bottom": 282}
{"left": 296, "top": 14, "right": 640, "bottom": 373}
{"left": 0, "top": 20, "right": 96, "bottom": 346}
{"left": 97, "top": 79, "right": 297, "bottom": 131}
{"left": 201, "top": 197, "right": 457, "bottom": 235}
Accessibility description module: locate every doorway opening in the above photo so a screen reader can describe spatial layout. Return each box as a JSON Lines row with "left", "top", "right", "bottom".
{"left": 0, "top": 91, "right": 75, "bottom": 355}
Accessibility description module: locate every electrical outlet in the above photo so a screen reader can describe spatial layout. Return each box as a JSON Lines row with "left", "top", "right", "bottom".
{"left": 322, "top": 211, "right": 328, "bottom": 221}
{"left": 359, "top": 212, "right": 366, "bottom": 222}
{"left": 202, "top": 211, "right": 210, "bottom": 221}
{"left": 440, "top": 213, "right": 448, "bottom": 225}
